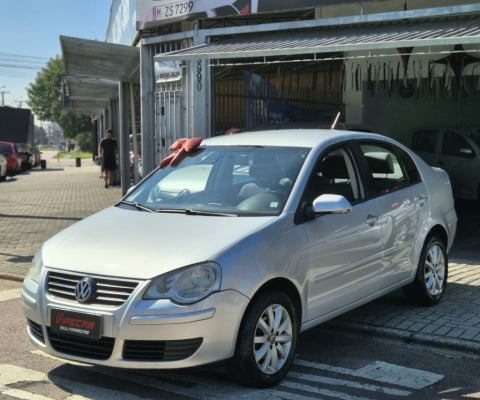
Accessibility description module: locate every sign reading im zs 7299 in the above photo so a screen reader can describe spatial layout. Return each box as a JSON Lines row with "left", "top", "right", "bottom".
{"left": 136, "top": 0, "right": 352, "bottom": 29}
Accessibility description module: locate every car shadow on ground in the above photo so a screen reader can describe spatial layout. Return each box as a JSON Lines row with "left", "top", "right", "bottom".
{"left": 0, "top": 253, "right": 33, "bottom": 264}
{"left": 450, "top": 198, "right": 480, "bottom": 262}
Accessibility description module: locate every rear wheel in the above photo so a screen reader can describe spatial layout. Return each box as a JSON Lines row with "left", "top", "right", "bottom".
{"left": 406, "top": 235, "right": 448, "bottom": 306}
{"left": 230, "top": 290, "right": 298, "bottom": 387}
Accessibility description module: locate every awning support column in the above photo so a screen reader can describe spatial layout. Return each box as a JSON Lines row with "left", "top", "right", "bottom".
{"left": 118, "top": 81, "right": 131, "bottom": 195}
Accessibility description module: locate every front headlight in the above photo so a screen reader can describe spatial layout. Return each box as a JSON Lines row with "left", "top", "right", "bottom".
{"left": 144, "top": 262, "right": 221, "bottom": 304}
{"left": 25, "top": 249, "right": 43, "bottom": 283}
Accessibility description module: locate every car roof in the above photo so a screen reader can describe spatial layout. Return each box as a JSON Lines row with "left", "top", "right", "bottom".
{"left": 203, "top": 129, "right": 387, "bottom": 148}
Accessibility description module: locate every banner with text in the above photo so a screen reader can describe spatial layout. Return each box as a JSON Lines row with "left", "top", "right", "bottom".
{"left": 136, "top": 0, "right": 350, "bottom": 30}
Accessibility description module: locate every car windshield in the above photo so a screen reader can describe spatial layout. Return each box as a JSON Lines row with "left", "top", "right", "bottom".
{"left": 122, "top": 145, "right": 309, "bottom": 216}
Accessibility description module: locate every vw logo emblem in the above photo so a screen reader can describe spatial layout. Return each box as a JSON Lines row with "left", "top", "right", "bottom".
{"left": 75, "top": 277, "right": 97, "bottom": 303}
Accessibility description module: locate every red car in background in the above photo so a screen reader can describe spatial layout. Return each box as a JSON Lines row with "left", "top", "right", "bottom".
{"left": 0, "top": 141, "right": 22, "bottom": 176}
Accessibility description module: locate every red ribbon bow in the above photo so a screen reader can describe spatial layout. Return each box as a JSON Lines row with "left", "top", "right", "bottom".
{"left": 159, "top": 137, "right": 203, "bottom": 168}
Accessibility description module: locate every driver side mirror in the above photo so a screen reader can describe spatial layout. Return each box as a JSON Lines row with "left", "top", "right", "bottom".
{"left": 311, "top": 194, "right": 352, "bottom": 215}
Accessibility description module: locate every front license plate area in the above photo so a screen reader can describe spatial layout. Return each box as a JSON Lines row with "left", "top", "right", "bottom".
{"left": 51, "top": 309, "right": 102, "bottom": 339}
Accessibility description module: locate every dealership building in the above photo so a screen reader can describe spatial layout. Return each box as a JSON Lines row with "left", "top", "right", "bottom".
{"left": 61, "top": 0, "right": 480, "bottom": 193}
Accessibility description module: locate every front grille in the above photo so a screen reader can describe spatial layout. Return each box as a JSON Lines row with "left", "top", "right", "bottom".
{"left": 47, "top": 271, "right": 140, "bottom": 307}
{"left": 28, "top": 319, "right": 45, "bottom": 343}
{"left": 123, "top": 338, "right": 203, "bottom": 361}
{"left": 48, "top": 328, "right": 114, "bottom": 360}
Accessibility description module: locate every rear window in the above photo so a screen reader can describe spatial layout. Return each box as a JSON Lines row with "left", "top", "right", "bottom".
{"left": 412, "top": 130, "right": 439, "bottom": 153}
{"left": 441, "top": 130, "right": 474, "bottom": 157}
{"left": 0, "top": 143, "right": 11, "bottom": 153}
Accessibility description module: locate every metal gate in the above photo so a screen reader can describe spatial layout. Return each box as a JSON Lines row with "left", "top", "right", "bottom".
{"left": 154, "top": 40, "right": 192, "bottom": 163}
{"left": 155, "top": 80, "right": 183, "bottom": 162}
{"left": 213, "top": 60, "right": 345, "bottom": 133}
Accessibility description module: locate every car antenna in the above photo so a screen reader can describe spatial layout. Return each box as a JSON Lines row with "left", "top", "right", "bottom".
{"left": 331, "top": 111, "right": 341, "bottom": 129}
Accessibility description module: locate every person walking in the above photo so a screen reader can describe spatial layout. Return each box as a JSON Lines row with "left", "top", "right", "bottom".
{"left": 98, "top": 128, "right": 118, "bottom": 188}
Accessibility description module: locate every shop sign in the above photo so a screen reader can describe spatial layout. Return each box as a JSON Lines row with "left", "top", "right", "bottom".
{"left": 155, "top": 61, "right": 182, "bottom": 83}
{"left": 136, "top": 0, "right": 353, "bottom": 30}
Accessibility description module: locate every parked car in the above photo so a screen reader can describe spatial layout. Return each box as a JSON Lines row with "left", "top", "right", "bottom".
{"left": 15, "top": 142, "right": 34, "bottom": 171}
{"left": 0, "top": 153, "right": 7, "bottom": 181}
{"left": 22, "top": 129, "right": 457, "bottom": 387}
{"left": 411, "top": 127, "right": 480, "bottom": 201}
{"left": 0, "top": 141, "right": 22, "bottom": 176}
{"left": 30, "top": 145, "right": 42, "bottom": 167}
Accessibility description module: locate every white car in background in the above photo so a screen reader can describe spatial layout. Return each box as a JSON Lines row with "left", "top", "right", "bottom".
{"left": 0, "top": 153, "right": 7, "bottom": 181}
{"left": 23, "top": 129, "right": 457, "bottom": 387}
{"left": 411, "top": 127, "right": 480, "bottom": 201}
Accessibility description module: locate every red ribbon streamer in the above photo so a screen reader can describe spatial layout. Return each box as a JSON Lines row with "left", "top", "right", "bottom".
{"left": 159, "top": 137, "right": 203, "bottom": 168}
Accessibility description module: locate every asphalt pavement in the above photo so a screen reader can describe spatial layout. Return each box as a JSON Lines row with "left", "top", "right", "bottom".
{"left": 1, "top": 150, "right": 480, "bottom": 354}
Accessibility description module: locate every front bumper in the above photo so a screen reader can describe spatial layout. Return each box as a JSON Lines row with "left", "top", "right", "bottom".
{"left": 22, "top": 274, "right": 249, "bottom": 369}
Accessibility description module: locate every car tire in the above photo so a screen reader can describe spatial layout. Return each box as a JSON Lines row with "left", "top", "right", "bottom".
{"left": 230, "top": 290, "right": 298, "bottom": 388}
{"left": 406, "top": 235, "right": 448, "bottom": 306}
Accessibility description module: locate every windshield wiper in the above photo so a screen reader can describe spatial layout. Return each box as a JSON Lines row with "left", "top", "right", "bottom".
{"left": 156, "top": 208, "right": 237, "bottom": 217}
{"left": 117, "top": 200, "right": 155, "bottom": 212}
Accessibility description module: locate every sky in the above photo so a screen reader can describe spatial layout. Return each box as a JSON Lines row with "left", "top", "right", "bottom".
{"left": 0, "top": 0, "right": 112, "bottom": 110}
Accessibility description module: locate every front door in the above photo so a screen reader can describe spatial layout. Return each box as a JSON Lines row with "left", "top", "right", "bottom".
{"left": 302, "top": 147, "right": 383, "bottom": 323}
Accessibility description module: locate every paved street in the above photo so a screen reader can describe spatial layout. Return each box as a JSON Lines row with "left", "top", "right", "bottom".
{"left": 1, "top": 150, "right": 480, "bottom": 355}
{"left": 0, "top": 151, "right": 121, "bottom": 276}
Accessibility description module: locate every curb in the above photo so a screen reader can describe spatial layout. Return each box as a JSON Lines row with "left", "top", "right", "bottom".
{"left": 328, "top": 320, "right": 480, "bottom": 355}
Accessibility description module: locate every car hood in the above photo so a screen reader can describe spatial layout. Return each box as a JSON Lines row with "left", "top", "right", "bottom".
{"left": 42, "top": 206, "right": 273, "bottom": 279}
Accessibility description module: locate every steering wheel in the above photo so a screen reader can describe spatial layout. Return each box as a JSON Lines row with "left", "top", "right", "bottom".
{"left": 175, "top": 188, "right": 191, "bottom": 203}
{"left": 236, "top": 192, "right": 283, "bottom": 212}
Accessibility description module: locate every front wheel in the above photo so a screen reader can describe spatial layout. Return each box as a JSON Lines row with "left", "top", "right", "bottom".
{"left": 406, "top": 236, "right": 448, "bottom": 306}
{"left": 230, "top": 291, "right": 298, "bottom": 387}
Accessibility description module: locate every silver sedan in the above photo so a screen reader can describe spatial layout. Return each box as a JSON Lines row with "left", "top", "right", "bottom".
{"left": 22, "top": 129, "right": 457, "bottom": 387}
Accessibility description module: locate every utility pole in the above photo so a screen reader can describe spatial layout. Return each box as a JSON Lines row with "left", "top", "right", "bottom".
{"left": 0, "top": 90, "right": 9, "bottom": 106}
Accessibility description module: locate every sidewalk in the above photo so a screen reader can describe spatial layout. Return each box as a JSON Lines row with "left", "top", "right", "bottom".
{"left": 1, "top": 152, "right": 480, "bottom": 354}
{"left": 0, "top": 150, "right": 121, "bottom": 277}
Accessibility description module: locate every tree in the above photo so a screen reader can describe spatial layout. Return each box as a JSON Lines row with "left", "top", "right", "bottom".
{"left": 76, "top": 131, "right": 94, "bottom": 152}
{"left": 27, "top": 56, "right": 92, "bottom": 138}
{"left": 27, "top": 56, "right": 64, "bottom": 122}
{"left": 59, "top": 109, "right": 92, "bottom": 137}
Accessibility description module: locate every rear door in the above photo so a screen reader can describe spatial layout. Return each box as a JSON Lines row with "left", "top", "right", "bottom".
{"left": 358, "top": 141, "right": 427, "bottom": 288}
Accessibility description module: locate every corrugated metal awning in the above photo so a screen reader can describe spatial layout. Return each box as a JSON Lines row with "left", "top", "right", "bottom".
{"left": 156, "top": 16, "right": 480, "bottom": 62}
{"left": 60, "top": 36, "right": 140, "bottom": 113}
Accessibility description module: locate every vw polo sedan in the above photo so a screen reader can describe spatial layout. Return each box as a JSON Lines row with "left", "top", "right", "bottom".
{"left": 22, "top": 129, "right": 457, "bottom": 387}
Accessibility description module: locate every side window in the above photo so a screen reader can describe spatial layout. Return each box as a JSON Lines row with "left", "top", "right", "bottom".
{"left": 471, "top": 130, "right": 480, "bottom": 148}
{"left": 360, "top": 143, "right": 408, "bottom": 197}
{"left": 412, "top": 130, "right": 439, "bottom": 153}
{"left": 302, "top": 147, "right": 362, "bottom": 205}
{"left": 442, "top": 130, "right": 475, "bottom": 158}
{"left": 396, "top": 147, "right": 421, "bottom": 184}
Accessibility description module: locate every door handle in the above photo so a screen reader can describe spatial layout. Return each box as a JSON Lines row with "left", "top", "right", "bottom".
{"left": 418, "top": 195, "right": 427, "bottom": 207}
{"left": 366, "top": 213, "right": 378, "bottom": 226}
